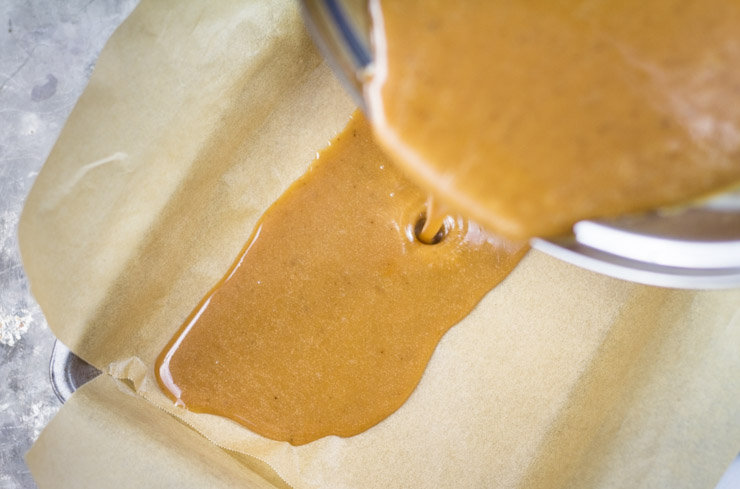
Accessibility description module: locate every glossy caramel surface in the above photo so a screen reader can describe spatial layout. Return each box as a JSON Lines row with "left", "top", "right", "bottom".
{"left": 156, "top": 114, "right": 527, "bottom": 445}
{"left": 366, "top": 0, "right": 740, "bottom": 239}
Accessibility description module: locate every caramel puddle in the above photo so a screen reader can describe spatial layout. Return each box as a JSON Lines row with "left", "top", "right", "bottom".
{"left": 156, "top": 113, "right": 527, "bottom": 445}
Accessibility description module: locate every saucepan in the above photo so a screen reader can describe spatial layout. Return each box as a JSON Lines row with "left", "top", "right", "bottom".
{"left": 299, "top": 0, "right": 740, "bottom": 290}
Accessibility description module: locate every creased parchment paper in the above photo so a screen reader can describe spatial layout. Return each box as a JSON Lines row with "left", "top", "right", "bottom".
{"left": 27, "top": 374, "right": 280, "bottom": 489}
{"left": 20, "top": 1, "right": 740, "bottom": 488}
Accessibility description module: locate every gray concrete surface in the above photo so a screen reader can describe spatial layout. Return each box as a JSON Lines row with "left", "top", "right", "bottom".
{"left": 0, "top": 2, "right": 137, "bottom": 488}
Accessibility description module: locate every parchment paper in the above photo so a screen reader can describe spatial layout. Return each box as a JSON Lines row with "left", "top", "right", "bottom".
{"left": 27, "top": 374, "right": 279, "bottom": 489}
{"left": 20, "top": 1, "right": 740, "bottom": 488}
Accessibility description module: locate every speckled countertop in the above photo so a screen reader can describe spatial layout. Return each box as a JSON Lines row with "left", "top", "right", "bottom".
{"left": 0, "top": 2, "right": 137, "bottom": 488}
{"left": 0, "top": 2, "right": 738, "bottom": 489}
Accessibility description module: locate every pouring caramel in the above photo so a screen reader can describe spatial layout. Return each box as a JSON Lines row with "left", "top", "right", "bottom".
{"left": 366, "top": 0, "right": 740, "bottom": 239}
{"left": 156, "top": 114, "right": 526, "bottom": 445}
{"left": 155, "top": 0, "right": 740, "bottom": 446}
{"left": 416, "top": 195, "right": 449, "bottom": 245}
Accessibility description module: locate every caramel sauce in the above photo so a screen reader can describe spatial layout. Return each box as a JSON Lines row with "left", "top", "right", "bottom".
{"left": 156, "top": 114, "right": 527, "bottom": 445}
{"left": 366, "top": 0, "right": 740, "bottom": 239}
{"left": 417, "top": 195, "right": 449, "bottom": 245}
